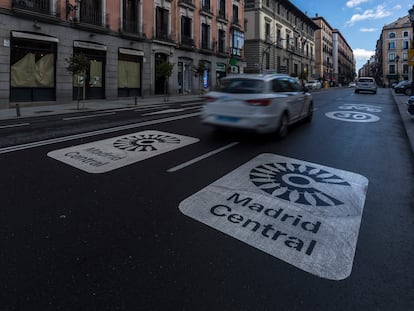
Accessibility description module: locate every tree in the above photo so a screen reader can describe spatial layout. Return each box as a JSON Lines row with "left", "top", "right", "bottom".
{"left": 193, "top": 62, "right": 206, "bottom": 94}
{"left": 65, "top": 53, "right": 89, "bottom": 109}
{"left": 155, "top": 61, "right": 174, "bottom": 101}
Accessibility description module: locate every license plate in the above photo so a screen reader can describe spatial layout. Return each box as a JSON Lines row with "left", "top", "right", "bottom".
{"left": 217, "top": 115, "right": 239, "bottom": 122}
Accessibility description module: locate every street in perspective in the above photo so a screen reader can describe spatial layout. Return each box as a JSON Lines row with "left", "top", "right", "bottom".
{"left": 0, "top": 86, "right": 413, "bottom": 310}
{"left": 1, "top": 0, "right": 414, "bottom": 310}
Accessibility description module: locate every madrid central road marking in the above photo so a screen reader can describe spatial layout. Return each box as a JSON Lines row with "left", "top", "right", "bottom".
{"left": 179, "top": 154, "right": 369, "bottom": 280}
{"left": 0, "top": 112, "right": 200, "bottom": 154}
{"left": 48, "top": 130, "right": 199, "bottom": 173}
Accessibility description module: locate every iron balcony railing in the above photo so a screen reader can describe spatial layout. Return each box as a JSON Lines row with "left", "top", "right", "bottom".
{"left": 181, "top": 36, "right": 195, "bottom": 47}
{"left": 80, "top": 8, "right": 104, "bottom": 26}
{"left": 12, "top": 0, "right": 51, "bottom": 15}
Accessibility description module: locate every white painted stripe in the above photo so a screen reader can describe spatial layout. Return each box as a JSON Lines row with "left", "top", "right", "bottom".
{"left": 142, "top": 107, "right": 201, "bottom": 116}
{"left": 0, "top": 123, "right": 30, "bottom": 129}
{"left": 63, "top": 112, "right": 116, "bottom": 121}
{"left": 181, "top": 102, "right": 203, "bottom": 107}
{"left": 167, "top": 142, "right": 239, "bottom": 172}
{"left": 0, "top": 112, "right": 201, "bottom": 154}
{"left": 134, "top": 105, "right": 171, "bottom": 112}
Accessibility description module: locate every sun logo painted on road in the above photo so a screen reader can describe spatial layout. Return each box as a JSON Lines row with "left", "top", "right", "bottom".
{"left": 113, "top": 134, "right": 181, "bottom": 152}
{"left": 250, "top": 162, "right": 351, "bottom": 206}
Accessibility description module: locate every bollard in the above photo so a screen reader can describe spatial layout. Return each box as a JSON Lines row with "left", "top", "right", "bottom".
{"left": 16, "top": 103, "right": 21, "bottom": 117}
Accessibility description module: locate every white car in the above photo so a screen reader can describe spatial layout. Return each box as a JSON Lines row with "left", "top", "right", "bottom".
{"left": 304, "top": 80, "right": 322, "bottom": 90}
{"left": 201, "top": 74, "right": 313, "bottom": 138}
{"left": 355, "top": 77, "right": 377, "bottom": 94}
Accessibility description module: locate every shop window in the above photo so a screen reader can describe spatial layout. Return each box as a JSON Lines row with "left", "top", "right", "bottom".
{"left": 118, "top": 50, "right": 142, "bottom": 97}
{"left": 10, "top": 35, "right": 56, "bottom": 102}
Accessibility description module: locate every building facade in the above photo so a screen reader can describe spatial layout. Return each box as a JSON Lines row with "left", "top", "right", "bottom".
{"left": 0, "top": 0, "right": 245, "bottom": 108}
{"left": 375, "top": 15, "right": 412, "bottom": 87}
{"left": 312, "top": 15, "right": 333, "bottom": 83}
{"left": 332, "top": 29, "right": 355, "bottom": 85}
{"left": 243, "top": 0, "right": 318, "bottom": 79}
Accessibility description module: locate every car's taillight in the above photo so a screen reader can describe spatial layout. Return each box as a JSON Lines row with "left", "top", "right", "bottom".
{"left": 204, "top": 96, "right": 217, "bottom": 102}
{"left": 245, "top": 98, "right": 272, "bottom": 106}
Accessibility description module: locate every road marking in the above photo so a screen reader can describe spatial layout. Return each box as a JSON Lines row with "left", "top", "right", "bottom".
{"left": 0, "top": 123, "right": 30, "bottom": 129}
{"left": 48, "top": 130, "right": 199, "bottom": 173}
{"left": 142, "top": 107, "right": 201, "bottom": 116}
{"left": 167, "top": 142, "right": 239, "bottom": 172}
{"left": 0, "top": 112, "right": 201, "bottom": 154}
{"left": 63, "top": 112, "right": 116, "bottom": 121}
{"left": 181, "top": 102, "right": 203, "bottom": 107}
{"left": 134, "top": 105, "right": 171, "bottom": 112}
{"left": 179, "top": 153, "right": 369, "bottom": 280}
{"left": 325, "top": 111, "right": 380, "bottom": 122}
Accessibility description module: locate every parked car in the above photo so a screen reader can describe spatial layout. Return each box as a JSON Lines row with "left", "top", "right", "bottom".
{"left": 394, "top": 80, "right": 413, "bottom": 95}
{"left": 304, "top": 80, "right": 322, "bottom": 90}
{"left": 348, "top": 82, "right": 356, "bottom": 87}
{"left": 201, "top": 74, "right": 313, "bottom": 138}
{"left": 355, "top": 77, "right": 377, "bottom": 94}
{"left": 407, "top": 96, "right": 414, "bottom": 118}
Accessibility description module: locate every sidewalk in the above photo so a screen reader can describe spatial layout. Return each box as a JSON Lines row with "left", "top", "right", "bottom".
{"left": 391, "top": 90, "right": 414, "bottom": 155}
{"left": 0, "top": 94, "right": 204, "bottom": 121}
{"left": 1, "top": 91, "right": 413, "bottom": 155}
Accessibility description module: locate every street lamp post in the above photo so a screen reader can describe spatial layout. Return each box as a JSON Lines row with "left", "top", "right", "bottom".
{"left": 408, "top": 5, "right": 414, "bottom": 95}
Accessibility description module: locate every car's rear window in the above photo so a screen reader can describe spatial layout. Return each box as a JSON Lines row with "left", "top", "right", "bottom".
{"left": 218, "top": 79, "right": 265, "bottom": 93}
{"left": 358, "top": 78, "right": 374, "bottom": 83}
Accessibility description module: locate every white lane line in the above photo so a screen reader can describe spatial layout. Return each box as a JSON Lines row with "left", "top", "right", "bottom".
{"left": 0, "top": 112, "right": 201, "bottom": 154}
{"left": 0, "top": 123, "right": 30, "bottom": 129}
{"left": 134, "top": 105, "right": 171, "bottom": 112}
{"left": 181, "top": 102, "right": 204, "bottom": 107}
{"left": 167, "top": 142, "right": 239, "bottom": 173}
{"left": 142, "top": 107, "right": 201, "bottom": 116}
{"left": 63, "top": 112, "right": 116, "bottom": 121}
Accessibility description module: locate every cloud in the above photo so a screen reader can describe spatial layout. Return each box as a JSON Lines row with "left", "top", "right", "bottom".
{"left": 346, "top": 5, "right": 391, "bottom": 26}
{"left": 346, "top": 0, "right": 369, "bottom": 8}
{"left": 353, "top": 48, "right": 375, "bottom": 61}
{"left": 360, "top": 28, "right": 378, "bottom": 32}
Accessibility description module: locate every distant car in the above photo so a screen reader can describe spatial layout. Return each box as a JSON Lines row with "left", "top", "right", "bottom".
{"left": 348, "top": 82, "right": 356, "bottom": 87}
{"left": 394, "top": 80, "right": 413, "bottom": 95}
{"left": 201, "top": 74, "right": 313, "bottom": 138}
{"left": 305, "top": 80, "right": 322, "bottom": 90}
{"left": 355, "top": 77, "right": 377, "bottom": 94}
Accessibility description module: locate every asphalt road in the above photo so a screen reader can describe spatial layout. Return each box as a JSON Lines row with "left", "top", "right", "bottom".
{"left": 1, "top": 88, "right": 413, "bottom": 310}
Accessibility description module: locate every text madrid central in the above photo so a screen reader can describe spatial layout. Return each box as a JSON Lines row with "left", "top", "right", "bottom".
{"left": 209, "top": 192, "right": 321, "bottom": 256}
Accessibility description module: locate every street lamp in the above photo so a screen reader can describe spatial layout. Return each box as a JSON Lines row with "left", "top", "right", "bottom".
{"left": 395, "top": 54, "right": 400, "bottom": 82}
{"left": 408, "top": 5, "right": 414, "bottom": 94}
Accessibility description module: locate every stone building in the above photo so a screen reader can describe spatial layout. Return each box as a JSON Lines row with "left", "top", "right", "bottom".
{"left": 243, "top": 0, "right": 318, "bottom": 78}
{"left": 0, "top": 0, "right": 245, "bottom": 108}
{"left": 375, "top": 15, "right": 412, "bottom": 87}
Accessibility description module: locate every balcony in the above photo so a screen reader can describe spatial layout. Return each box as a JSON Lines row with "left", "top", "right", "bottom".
{"left": 180, "top": 36, "right": 195, "bottom": 48}
{"left": 120, "top": 18, "right": 145, "bottom": 40}
{"left": 80, "top": 10, "right": 103, "bottom": 27}
{"left": 155, "top": 30, "right": 173, "bottom": 43}
{"left": 12, "top": 0, "right": 58, "bottom": 18}
{"left": 179, "top": 0, "right": 195, "bottom": 9}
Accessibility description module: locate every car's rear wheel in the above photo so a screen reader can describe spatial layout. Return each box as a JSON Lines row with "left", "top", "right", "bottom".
{"left": 277, "top": 113, "right": 289, "bottom": 138}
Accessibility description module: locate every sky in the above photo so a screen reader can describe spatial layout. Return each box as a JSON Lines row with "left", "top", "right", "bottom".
{"left": 289, "top": 0, "right": 414, "bottom": 71}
